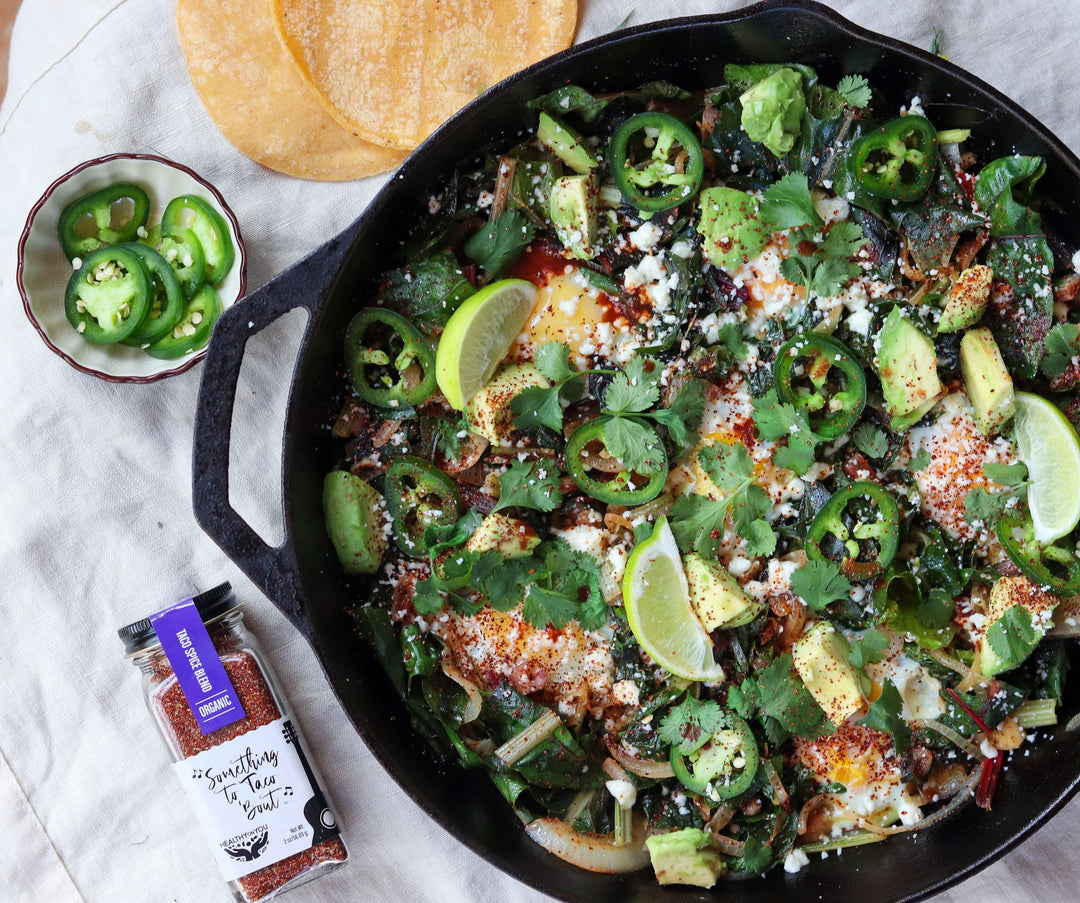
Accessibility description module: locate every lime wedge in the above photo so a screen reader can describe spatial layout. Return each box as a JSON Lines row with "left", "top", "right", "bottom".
{"left": 622, "top": 517, "right": 723, "bottom": 681}
{"left": 1012, "top": 391, "right": 1080, "bottom": 542}
{"left": 435, "top": 278, "right": 538, "bottom": 410}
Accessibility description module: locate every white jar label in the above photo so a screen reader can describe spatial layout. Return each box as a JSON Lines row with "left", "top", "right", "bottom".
{"left": 173, "top": 716, "right": 341, "bottom": 881}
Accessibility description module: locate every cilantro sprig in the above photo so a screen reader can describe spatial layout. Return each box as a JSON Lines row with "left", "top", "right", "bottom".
{"left": 658, "top": 694, "right": 726, "bottom": 756}
{"left": 1040, "top": 322, "right": 1080, "bottom": 379}
{"left": 512, "top": 342, "right": 704, "bottom": 463}
{"left": 835, "top": 74, "right": 872, "bottom": 109}
{"left": 493, "top": 459, "right": 563, "bottom": 512}
{"left": 790, "top": 559, "right": 851, "bottom": 611}
{"left": 734, "top": 653, "right": 830, "bottom": 744}
{"left": 760, "top": 172, "right": 866, "bottom": 299}
{"left": 963, "top": 462, "right": 1029, "bottom": 527}
{"left": 861, "top": 678, "right": 911, "bottom": 753}
{"left": 411, "top": 511, "right": 606, "bottom": 631}
{"left": 669, "top": 441, "right": 776, "bottom": 557}
{"left": 751, "top": 388, "right": 820, "bottom": 476}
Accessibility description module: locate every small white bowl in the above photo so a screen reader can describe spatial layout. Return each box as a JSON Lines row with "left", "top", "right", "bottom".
{"left": 17, "top": 153, "right": 247, "bottom": 382}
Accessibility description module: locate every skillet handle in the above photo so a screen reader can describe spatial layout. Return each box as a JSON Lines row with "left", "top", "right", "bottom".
{"left": 192, "top": 234, "right": 352, "bottom": 640}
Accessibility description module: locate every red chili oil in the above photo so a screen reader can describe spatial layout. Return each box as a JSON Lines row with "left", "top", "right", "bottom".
{"left": 120, "top": 584, "right": 348, "bottom": 901}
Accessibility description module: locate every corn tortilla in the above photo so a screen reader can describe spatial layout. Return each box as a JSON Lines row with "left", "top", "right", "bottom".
{"left": 272, "top": 0, "right": 579, "bottom": 150}
{"left": 177, "top": 0, "right": 406, "bottom": 181}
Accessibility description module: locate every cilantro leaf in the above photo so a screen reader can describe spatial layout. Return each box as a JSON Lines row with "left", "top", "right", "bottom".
{"left": 772, "top": 433, "right": 818, "bottom": 476}
{"left": 751, "top": 391, "right": 819, "bottom": 476}
{"left": 511, "top": 343, "right": 589, "bottom": 433}
{"left": 963, "top": 487, "right": 1014, "bottom": 526}
{"left": 522, "top": 586, "right": 579, "bottom": 630}
{"left": 727, "top": 679, "right": 760, "bottom": 720}
{"left": 861, "top": 679, "right": 911, "bottom": 753}
{"left": 463, "top": 210, "right": 535, "bottom": 277}
{"left": 605, "top": 357, "right": 661, "bottom": 414}
{"left": 715, "top": 322, "right": 749, "bottom": 360}
{"left": 983, "top": 462, "right": 1029, "bottom": 487}
{"left": 986, "top": 605, "right": 1041, "bottom": 673}
{"left": 511, "top": 384, "right": 565, "bottom": 432}
{"left": 835, "top": 74, "right": 872, "bottom": 109}
{"left": 807, "top": 255, "right": 862, "bottom": 299}
{"left": 544, "top": 539, "right": 607, "bottom": 630}
{"left": 602, "top": 416, "right": 667, "bottom": 473}
{"left": 819, "top": 220, "right": 867, "bottom": 258}
{"left": 1040, "top": 323, "right": 1080, "bottom": 378}
{"left": 742, "top": 518, "right": 778, "bottom": 557}
{"left": 669, "top": 493, "right": 730, "bottom": 557}
{"left": 780, "top": 221, "right": 866, "bottom": 300}
{"left": 699, "top": 441, "right": 754, "bottom": 490}
{"left": 755, "top": 654, "right": 830, "bottom": 739}
{"left": 533, "top": 341, "right": 580, "bottom": 383}
{"left": 658, "top": 695, "right": 726, "bottom": 755}
{"left": 412, "top": 576, "right": 445, "bottom": 616}
{"left": 907, "top": 447, "right": 932, "bottom": 473}
{"left": 790, "top": 559, "right": 851, "bottom": 611}
{"left": 853, "top": 423, "right": 889, "bottom": 459}
{"left": 652, "top": 379, "right": 705, "bottom": 452}
{"left": 691, "top": 442, "right": 777, "bottom": 555}
{"left": 494, "top": 459, "right": 564, "bottom": 512}
{"left": 760, "top": 173, "right": 823, "bottom": 230}
{"left": 474, "top": 554, "right": 531, "bottom": 611}
{"left": 848, "top": 629, "right": 890, "bottom": 670}
{"left": 751, "top": 389, "right": 804, "bottom": 441}
{"left": 430, "top": 414, "right": 470, "bottom": 461}
{"left": 733, "top": 836, "right": 772, "bottom": 874}
{"left": 729, "top": 483, "right": 772, "bottom": 536}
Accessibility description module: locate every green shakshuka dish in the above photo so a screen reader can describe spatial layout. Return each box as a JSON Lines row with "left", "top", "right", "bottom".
{"left": 320, "top": 64, "right": 1080, "bottom": 885}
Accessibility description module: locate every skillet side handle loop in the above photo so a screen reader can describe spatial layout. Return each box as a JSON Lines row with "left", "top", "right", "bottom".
{"left": 193, "top": 235, "right": 352, "bottom": 640}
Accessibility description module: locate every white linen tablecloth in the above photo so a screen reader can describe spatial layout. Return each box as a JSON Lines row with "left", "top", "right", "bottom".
{"left": 2, "top": 1, "right": 1080, "bottom": 900}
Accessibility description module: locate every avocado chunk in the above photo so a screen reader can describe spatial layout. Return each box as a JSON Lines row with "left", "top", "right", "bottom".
{"left": 464, "top": 512, "right": 540, "bottom": 558}
{"left": 536, "top": 111, "right": 596, "bottom": 175}
{"left": 684, "top": 553, "right": 762, "bottom": 630}
{"left": 977, "top": 576, "right": 1058, "bottom": 676}
{"left": 645, "top": 828, "right": 725, "bottom": 888}
{"left": 877, "top": 305, "right": 944, "bottom": 430}
{"left": 960, "top": 326, "right": 1014, "bottom": 435}
{"left": 549, "top": 173, "right": 598, "bottom": 260}
{"left": 322, "top": 471, "right": 388, "bottom": 575}
{"left": 738, "top": 67, "right": 806, "bottom": 157}
{"left": 938, "top": 265, "right": 993, "bottom": 333}
{"left": 792, "top": 622, "right": 865, "bottom": 726}
{"left": 466, "top": 362, "right": 549, "bottom": 444}
{"left": 696, "top": 186, "right": 768, "bottom": 270}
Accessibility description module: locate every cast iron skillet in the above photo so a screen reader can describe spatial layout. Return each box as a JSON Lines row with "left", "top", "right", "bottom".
{"left": 192, "top": 1, "right": 1080, "bottom": 900}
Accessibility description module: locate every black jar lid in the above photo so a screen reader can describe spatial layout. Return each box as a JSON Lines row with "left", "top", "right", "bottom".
{"left": 118, "top": 582, "right": 237, "bottom": 654}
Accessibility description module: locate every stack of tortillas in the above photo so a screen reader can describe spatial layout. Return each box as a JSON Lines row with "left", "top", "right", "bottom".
{"left": 176, "top": 0, "right": 579, "bottom": 181}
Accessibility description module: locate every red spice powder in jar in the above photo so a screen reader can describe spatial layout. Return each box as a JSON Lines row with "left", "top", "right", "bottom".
{"left": 122, "top": 584, "right": 348, "bottom": 902}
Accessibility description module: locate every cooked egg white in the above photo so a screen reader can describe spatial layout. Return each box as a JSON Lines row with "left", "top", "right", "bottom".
{"left": 438, "top": 606, "right": 617, "bottom": 725}
{"left": 795, "top": 724, "right": 924, "bottom": 828}
{"left": 903, "top": 392, "right": 1018, "bottom": 548}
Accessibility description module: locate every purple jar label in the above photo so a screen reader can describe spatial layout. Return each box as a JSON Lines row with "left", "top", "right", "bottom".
{"left": 151, "top": 599, "right": 245, "bottom": 734}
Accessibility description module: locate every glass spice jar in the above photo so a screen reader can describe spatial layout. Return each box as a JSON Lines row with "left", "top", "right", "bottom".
{"left": 119, "top": 583, "right": 348, "bottom": 901}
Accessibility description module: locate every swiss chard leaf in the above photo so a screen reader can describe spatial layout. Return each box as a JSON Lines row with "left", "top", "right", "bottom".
{"left": 464, "top": 210, "right": 535, "bottom": 277}
{"left": 984, "top": 234, "right": 1053, "bottom": 379}
{"left": 891, "top": 160, "right": 985, "bottom": 272}
{"left": 383, "top": 248, "right": 476, "bottom": 327}
{"left": 527, "top": 86, "right": 609, "bottom": 123}
{"left": 973, "top": 155, "right": 1047, "bottom": 237}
